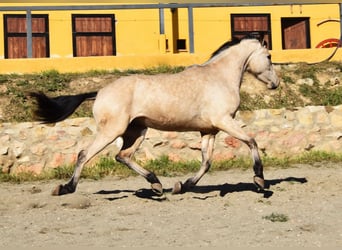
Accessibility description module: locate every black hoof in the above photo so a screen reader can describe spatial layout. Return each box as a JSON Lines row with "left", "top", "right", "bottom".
{"left": 253, "top": 176, "right": 265, "bottom": 191}
{"left": 172, "top": 180, "right": 195, "bottom": 194}
{"left": 51, "top": 184, "right": 75, "bottom": 196}
{"left": 172, "top": 181, "right": 183, "bottom": 194}
{"left": 151, "top": 183, "right": 163, "bottom": 196}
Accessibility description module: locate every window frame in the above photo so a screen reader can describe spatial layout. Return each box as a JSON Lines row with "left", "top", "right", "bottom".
{"left": 71, "top": 13, "right": 116, "bottom": 57}
{"left": 231, "top": 13, "right": 272, "bottom": 49}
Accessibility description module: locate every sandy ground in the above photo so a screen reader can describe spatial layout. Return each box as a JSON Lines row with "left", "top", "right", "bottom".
{"left": 0, "top": 164, "right": 341, "bottom": 247}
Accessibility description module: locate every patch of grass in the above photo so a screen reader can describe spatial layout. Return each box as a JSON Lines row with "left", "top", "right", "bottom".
{"left": 268, "top": 84, "right": 305, "bottom": 109}
{"left": 0, "top": 171, "right": 52, "bottom": 183}
{"left": 239, "top": 92, "right": 269, "bottom": 111}
{"left": 212, "top": 157, "right": 252, "bottom": 171}
{"left": 1, "top": 151, "right": 341, "bottom": 183}
{"left": 144, "top": 155, "right": 200, "bottom": 177}
{"left": 299, "top": 84, "right": 342, "bottom": 106}
{"left": 263, "top": 212, "right": 289, "bottom": 222}
{"left": 282, "top": 75, "right": 295, "bottom": 84}
{"left": 123, "top": 65, "right": 185, "bottom": 76}
{"left": 293, "top": 150, "right": 342, "bottom": 164}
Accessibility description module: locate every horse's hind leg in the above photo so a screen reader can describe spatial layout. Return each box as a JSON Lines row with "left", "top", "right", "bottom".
{"left": 173, "top": 133, "right": 216, "bottom": 194}
{"left": 115, "top": 124, "right": 163, "bottom": 196}
{"left": 52, "top": 122, "right": 125, "bottom": 196}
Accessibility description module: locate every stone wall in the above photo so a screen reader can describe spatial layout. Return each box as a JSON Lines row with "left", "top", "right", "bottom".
{"left": 1, "top": 105, "right": 341, "bottom": 174}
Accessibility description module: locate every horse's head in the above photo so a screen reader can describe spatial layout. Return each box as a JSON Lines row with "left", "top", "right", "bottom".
{"left": 245, "top": 41, "right": 280, "bottom": 89}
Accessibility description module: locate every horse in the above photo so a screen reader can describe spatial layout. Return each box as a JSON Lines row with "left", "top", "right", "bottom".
{"left": 30, "top": 37, "right": 280, "bottom": 196}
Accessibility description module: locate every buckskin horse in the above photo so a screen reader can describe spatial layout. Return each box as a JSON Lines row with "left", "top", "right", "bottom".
{"left": 30, "top": 36, "right": 280, "bottom": 196}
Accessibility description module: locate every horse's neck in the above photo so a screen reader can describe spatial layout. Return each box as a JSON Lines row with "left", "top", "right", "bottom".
{"left": 211, "top": 45, "right": 255, "bottom": 90}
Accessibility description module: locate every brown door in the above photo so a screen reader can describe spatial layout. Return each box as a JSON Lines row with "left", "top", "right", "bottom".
{"left": 282, "top": 18, "right": 310, "bottom": 49}
{"left": 72, "top": 15, "right": 116, "bottom": 57}
{"left": 4, "top": 14, "right": 49, "bottom": 58}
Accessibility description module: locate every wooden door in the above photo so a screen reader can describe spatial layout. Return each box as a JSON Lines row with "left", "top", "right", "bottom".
{"left": 72, "top": 15, "right": 115, "bottom": 57}
{"left": 4, "top": 15, "right": 49, "bottom": 58}
{"left": 282, "top": 18, "right": 310, "bottom": 49}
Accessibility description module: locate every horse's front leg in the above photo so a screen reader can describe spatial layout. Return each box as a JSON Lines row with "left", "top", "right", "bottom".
{"left": 215, "top": 116, "right": 265, "bottom": 191}
{"left": 172, "top": 133, "right": 216, "bottom": 194}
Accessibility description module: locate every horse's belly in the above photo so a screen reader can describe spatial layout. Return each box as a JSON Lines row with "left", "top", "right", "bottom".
{"left": 136, "top": 116, "right": 217, "bottom": 133}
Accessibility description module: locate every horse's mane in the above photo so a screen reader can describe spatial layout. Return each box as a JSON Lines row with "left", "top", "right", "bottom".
{"left": 210, "top": 33, "right": 264, "bottom": 59}
{"left": 210, "top": 37, "right": 241, "bottom": 59}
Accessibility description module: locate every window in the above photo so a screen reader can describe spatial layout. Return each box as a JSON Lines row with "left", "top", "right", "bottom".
{"left": 4, "top": 14, "right": 49, "bottom": 58}
{"left": 281, "top": 18, "right": 310, "bottom": 49}
{"left": 72, "top": 14, "right": 116, "bottom": 57}
{"left": 176, "top": 39, "right": 186, "bottom": 51}
{"left": 231, "top": 14, "right": 272, "bottom": 49}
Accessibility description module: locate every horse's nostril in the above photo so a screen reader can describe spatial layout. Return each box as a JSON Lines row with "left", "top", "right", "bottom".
{"left": 269, "top": 82, "right": 278, "bottom": 89}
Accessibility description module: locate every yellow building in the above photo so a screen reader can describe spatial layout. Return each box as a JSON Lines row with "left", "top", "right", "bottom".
{"left": 0, "top": 1, "right": 341, "bottom": 73}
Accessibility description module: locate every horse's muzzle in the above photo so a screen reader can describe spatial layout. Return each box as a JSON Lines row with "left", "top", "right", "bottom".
{"left": 268, "top": 77, "right": 280, "bottom": 89}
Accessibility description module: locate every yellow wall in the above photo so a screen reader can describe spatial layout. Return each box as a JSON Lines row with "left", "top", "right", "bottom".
{"left": 193, "top": 4, "right": 340, "bottom": 52}
{"left": 0, "top": 3, "right": 340, "bottom": 73}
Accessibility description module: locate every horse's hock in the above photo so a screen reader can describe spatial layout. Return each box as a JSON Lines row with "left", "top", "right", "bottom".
{"left": 1, "top": 105, "right": 341, "bottom": 175}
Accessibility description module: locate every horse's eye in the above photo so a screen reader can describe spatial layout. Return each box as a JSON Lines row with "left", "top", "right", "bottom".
{"left": 267, "top": 55, "right": 271, "bottom": 60}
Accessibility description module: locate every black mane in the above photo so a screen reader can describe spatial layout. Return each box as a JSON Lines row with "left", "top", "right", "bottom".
{"left": 210, "top": 32, "right": 265, "bottom": 59}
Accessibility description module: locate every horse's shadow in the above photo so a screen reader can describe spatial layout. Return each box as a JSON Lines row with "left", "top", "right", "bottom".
{"left": 189, "top": 176, "right": 307, "bottom": 199}
{"left": 95, "top": 176, "right": 307, "bottom": 201}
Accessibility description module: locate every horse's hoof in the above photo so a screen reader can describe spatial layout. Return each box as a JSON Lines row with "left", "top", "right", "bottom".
{"left": 51, "top": 184, "right": 63, "bottom": 196}
{"left": 172, "top": 181, "right": 183, "bottom": 194}
{"left": 51, "top": 184, "right": 75, "bottom": 196}
{"left": 151, "top": 183, "right": 163, "bottom": 196}
{"left": 253, "top": 176, "right": 265, "bottom": 191}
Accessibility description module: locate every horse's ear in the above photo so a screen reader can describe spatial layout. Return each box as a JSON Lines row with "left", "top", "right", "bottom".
{"left": 258, "top": 32, "right": 267, "bottom": 48}
{"left": 248, "top": 31, "right": 266, "bottom": 47}
{"left": 261, "top": 39, "right": 267, "bottom": 48}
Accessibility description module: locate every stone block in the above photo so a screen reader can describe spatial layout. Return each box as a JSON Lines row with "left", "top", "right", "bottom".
{"left": 330, "top": 110, "right": 342, "bottom": 128}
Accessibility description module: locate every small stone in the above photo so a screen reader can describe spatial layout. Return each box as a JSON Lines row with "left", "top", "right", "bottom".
{"left": 189, "top": 142, "right": 201, "bottom": 150}
{"left": 224, "top": 136, "right": 241, "bottom": 148}
{"left": 0, "top": 146, "right": 9, "bottom": 155}
{"left": 81, "top": 127, "right": 93, "bottom": 136}
{"left": 55, "top": 139, "right": 76, "bottom": 150}
{"left": 330, "top": 110, "right": 342, "bottom": 128}
{"left": 296, "top": 109, "right": 314, "bottom": 127}
{"left": 170, "top": 139, "right": 187, "bottom": 149}
{"left": 296, "top": 78, "right": 314, "bottom": 86}
{"left": 30, "top": 143, "right": 48, "bottom": 156}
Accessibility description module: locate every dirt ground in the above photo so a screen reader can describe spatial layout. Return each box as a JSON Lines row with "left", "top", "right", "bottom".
{"left": 0, "top": 164, "right": 341, "bottom": 247}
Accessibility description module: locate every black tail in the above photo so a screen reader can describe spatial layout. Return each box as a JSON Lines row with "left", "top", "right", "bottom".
{"left": 29, "top": 91, "right": 97, "bottom": 123}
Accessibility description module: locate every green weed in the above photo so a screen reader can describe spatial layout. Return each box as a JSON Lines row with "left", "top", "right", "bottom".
{"left": 1, "top": 151, "right": 341, "bottom": 183}
{"left": 263, "top": 212, "right": 289, "bottom": 222}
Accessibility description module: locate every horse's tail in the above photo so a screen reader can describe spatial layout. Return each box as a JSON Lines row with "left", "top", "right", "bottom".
{"left": 29, "top": 91, "right": 97, "bottom": 123}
